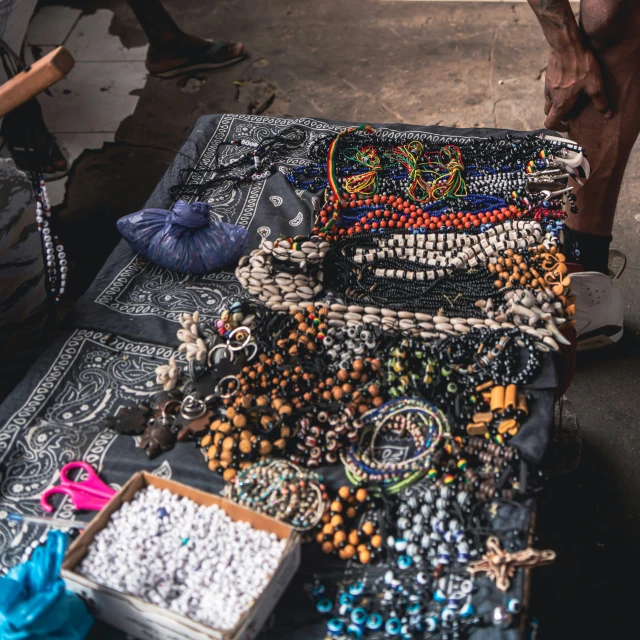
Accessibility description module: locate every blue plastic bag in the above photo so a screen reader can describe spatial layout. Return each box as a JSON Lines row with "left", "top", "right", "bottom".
{"left": 117, "top": 200, "right": 249, "bottom": 274}
{"left": 0, "top": 530, "right": 93, "bottom": 639}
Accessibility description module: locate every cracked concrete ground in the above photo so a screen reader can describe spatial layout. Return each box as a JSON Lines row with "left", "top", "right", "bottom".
{"left": 35, "top": 0, "right": 640, "bottom": 636}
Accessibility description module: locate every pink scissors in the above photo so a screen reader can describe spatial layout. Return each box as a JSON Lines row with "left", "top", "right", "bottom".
{"left": 40, "top": 461, "right": 116, "bottom": 513}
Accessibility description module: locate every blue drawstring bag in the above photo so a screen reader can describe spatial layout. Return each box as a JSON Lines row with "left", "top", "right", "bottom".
{"left": 0, "top": 530, "right": 93, "bottom": 639}
{"left": 117, "top": 200, "right": 249, "bottom": 274}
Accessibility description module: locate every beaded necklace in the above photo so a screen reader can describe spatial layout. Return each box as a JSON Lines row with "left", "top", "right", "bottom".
{"left": 289, "top": 128, "right": 581, "bottom": 229}
{"left": 170, "top": 125, "right": 307, "bottom": 201}
{"left": 35, "top": 177, "right": 66, "bottom": 303}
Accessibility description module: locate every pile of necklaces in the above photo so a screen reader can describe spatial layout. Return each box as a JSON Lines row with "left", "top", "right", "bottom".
{"left": 109, "top": 124, "right": 583, "bottom": 639}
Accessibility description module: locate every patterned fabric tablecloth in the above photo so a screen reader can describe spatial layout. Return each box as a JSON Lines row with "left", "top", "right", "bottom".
{"left": 0, "top": 115, "right": 558, "bottom": 640}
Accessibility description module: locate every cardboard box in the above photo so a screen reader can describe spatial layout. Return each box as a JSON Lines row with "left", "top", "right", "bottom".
{"left": 62, "top": 472, "right": 300, "bottom": 640}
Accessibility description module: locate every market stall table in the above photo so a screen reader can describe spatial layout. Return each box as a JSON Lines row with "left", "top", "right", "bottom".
{"left": 0, "top": 115, "right": 568, "bottom": 640}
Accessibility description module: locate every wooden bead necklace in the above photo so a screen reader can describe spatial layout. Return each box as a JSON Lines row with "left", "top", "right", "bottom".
{"left": 315, "top": 486, "right": 381, "bottom": 564}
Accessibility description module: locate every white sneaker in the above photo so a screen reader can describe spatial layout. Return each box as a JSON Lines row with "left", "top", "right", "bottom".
{"left": 570, "top": 249, "right": 626, "bottom": 351}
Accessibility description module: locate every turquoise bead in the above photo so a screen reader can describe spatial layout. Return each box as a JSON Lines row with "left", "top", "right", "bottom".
{"left": 385, "top": 618, "right": 401, "bottom": 635}
{"left": 366, "top": 613, "right": 383, "bottom": 630}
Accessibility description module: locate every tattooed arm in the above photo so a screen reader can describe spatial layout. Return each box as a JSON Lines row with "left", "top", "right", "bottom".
{"left": 527, "top": 0, "right": 611, "bottom": 129}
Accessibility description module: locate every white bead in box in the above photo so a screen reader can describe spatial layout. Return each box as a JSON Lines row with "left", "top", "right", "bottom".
{"left": 78, "top": 486, "right": 286, "bottom": 631}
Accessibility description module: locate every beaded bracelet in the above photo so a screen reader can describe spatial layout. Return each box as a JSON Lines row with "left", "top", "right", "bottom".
{"left": 223, "top": 459, "right": 328, "bottom": 531}
{"left": 341, "top": 398, "right": 451, "bottom": 485}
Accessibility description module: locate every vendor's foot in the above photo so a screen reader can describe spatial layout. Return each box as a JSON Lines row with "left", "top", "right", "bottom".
{"left": 570, "top": 249, "right": 626, "bottom": 351}
{"left": 146, "top": 37, "right": 246, "bottom": 78}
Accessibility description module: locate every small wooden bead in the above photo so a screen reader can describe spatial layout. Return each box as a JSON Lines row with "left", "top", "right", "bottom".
{"left": 358, "top": 549, "right": 371, "bottom": 564}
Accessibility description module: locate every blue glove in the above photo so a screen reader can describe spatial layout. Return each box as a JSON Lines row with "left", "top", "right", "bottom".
{"left": 0, "top": 531, "right": 93, "bottom": 640}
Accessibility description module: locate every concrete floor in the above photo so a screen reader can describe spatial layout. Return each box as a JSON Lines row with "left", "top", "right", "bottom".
{"left": 33, "top": 0, "right": 640, "bottom": 636}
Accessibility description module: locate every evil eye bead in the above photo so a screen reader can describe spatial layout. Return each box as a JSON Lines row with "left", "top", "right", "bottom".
{"left": 316, "top": 598, "right": 333, "bottom": 614}
{"left": 407, "top": 603, "right": 421, "bottom": 615}
{"left": 394, "top": 538, "right": 408, "bottom": 552}
{"left": 441, "top": 607, "right": 456, "bottom": 623}
{"left": 350, "top": 608, "right": 368, "bottom": 626}
{"left": 425, "top": 616, "right": 438, "bottom": 632}
{"left": 416, "top": 571, "right": 428, "bottom": 585}
{"left": 366, "top": 613, "right": 383, "bottom": 631}
{"left": 492, "top": 606, "right": 513, "bottom": 628}
{"left": 460, "top": 603, "right": 475, "bottom": 618}
{"left": 460, "top": 579, "right": 474, "bottom": 595}
{"left": 507, "top": 598, "right": 522, "bottom": 614}
{"left": 327, "top": 618, "right": 345, "bottom": 636}
{"left": 385, "top": 618, "right": 402, "bottom": 636}
{"left": 397, "top": 554, "right": 412, "bottom": 570}
{"left": 311, "top": 583, "right": 326, "bottom": 597}
{"left": 346, "top": 623, "right": 363, "bottom": 639}
{"left": 339, "top": 593, "right": 354, "bottom": 611}
{"left": 348, "top": 580, "right": 365, "bottom": 596}
{"left": 433, "top": 589, "right": 446, "bottom": 603}
{"left": 447, "top": 591, "right": 464, "bottom": 607}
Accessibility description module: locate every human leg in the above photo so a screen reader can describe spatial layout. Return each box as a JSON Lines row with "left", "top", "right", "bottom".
{"left": 563, "top": 1, "right": 640, "bottom": 348}
{"left": 564, "top": 1, "right": 640, "bottom": 269}
{"left": 0, "top": 0, "right": 39, "bottom": 58}
{"left": 125, "top": 0, "right": 245, "bottom": 77}
{"left": 0, "top": 0, "right": 68, "bottom": 177}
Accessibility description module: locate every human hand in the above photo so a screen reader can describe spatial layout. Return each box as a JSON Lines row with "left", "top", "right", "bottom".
{"left": 544, "top": 45, "right": 612, "bottom": 130}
